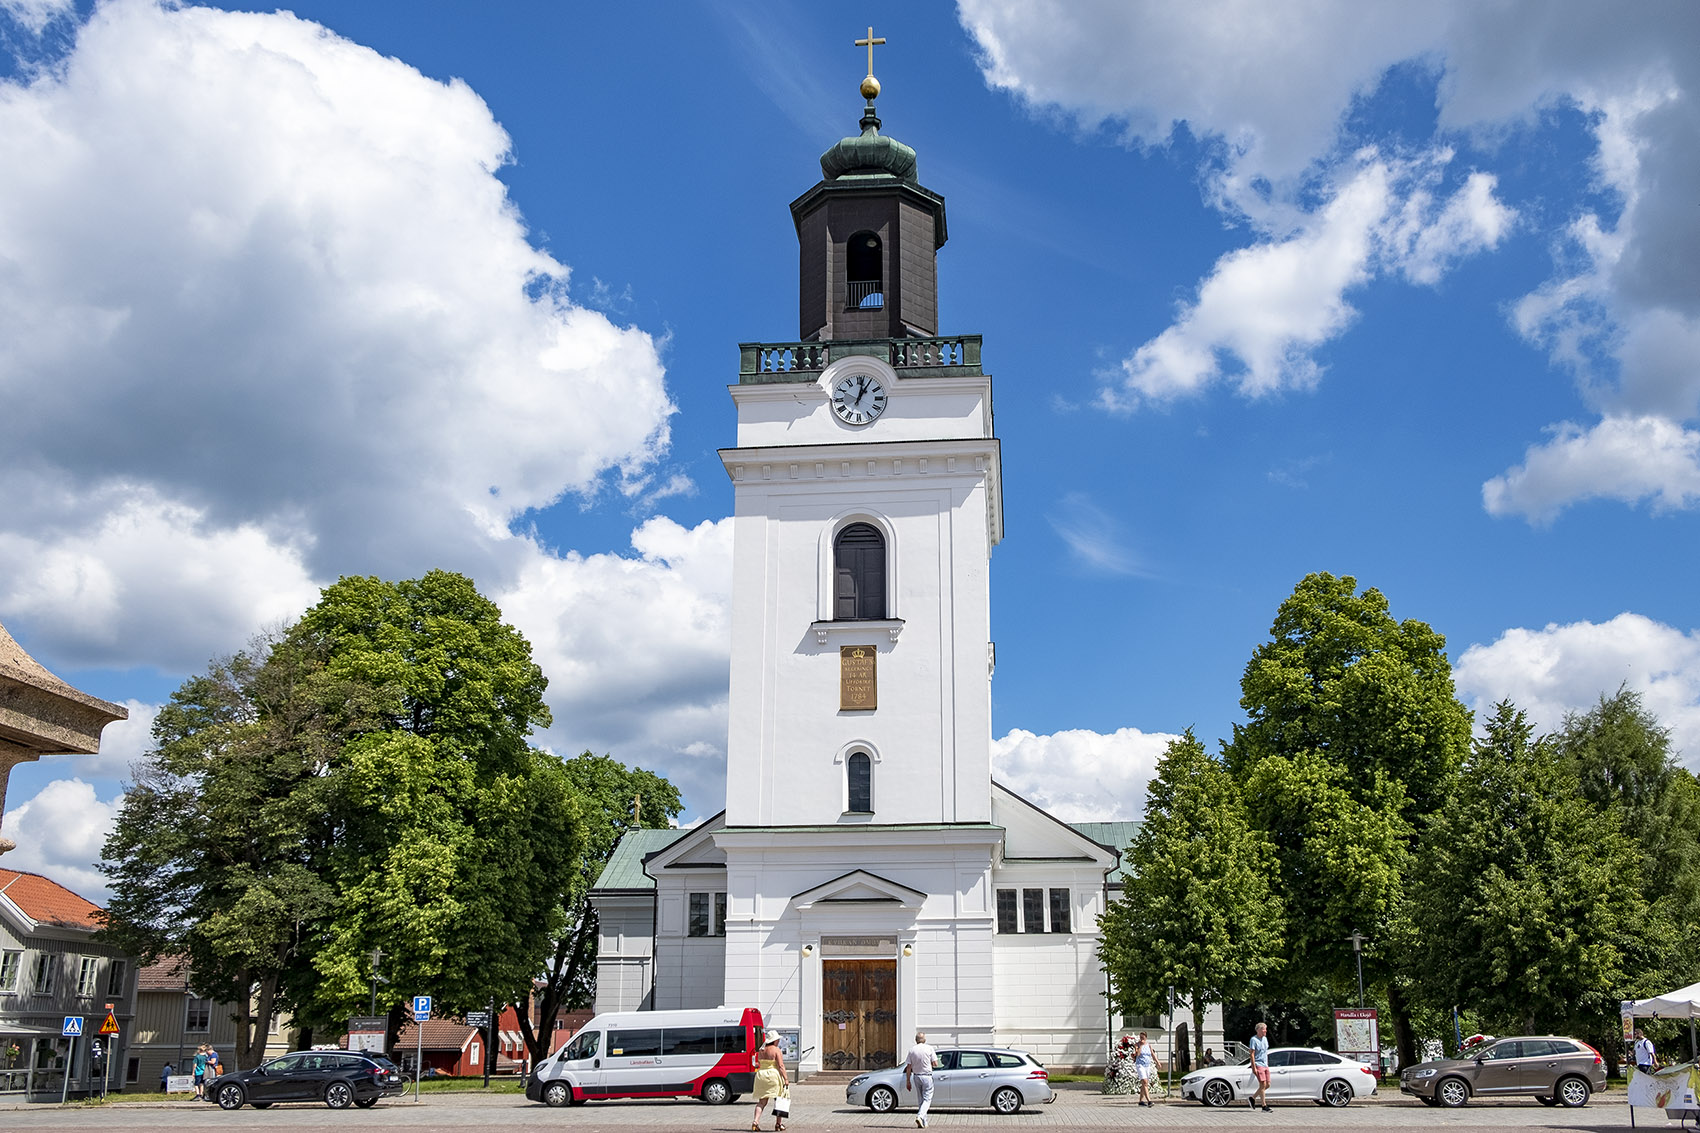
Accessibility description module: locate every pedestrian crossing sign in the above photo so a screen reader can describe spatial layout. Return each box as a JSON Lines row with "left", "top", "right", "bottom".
{"left": 62, "top": 1017, "right": 83, "bottom": 1036}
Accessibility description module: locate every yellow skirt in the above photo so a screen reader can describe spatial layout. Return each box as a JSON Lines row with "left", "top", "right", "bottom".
{"left": 755, "top": 1064, "right": 785, "bottom": 1100}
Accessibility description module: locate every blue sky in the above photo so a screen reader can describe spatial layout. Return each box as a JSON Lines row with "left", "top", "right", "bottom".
{"left": 3, "top": 0, "right": 1698, "bottom": 897}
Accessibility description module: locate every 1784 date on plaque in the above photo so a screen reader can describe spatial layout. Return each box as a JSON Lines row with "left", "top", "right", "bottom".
{"left": 840, "top": 646, "right": 877, "bottom": 710}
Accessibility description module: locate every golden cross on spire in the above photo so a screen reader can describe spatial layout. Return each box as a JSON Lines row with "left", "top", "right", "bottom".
{"left": 855, "top": 26, "right": 885, "bottom": 77}
{"left": 855, "top": 26, "right": 886, "bottom": 100}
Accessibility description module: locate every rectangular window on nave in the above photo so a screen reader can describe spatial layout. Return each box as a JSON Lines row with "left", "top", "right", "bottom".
{"left": 1022, "top": 888, "right": 1045, "bottom": 933}
{"left": 995, "top": 889, "right": 1018, "bottom": 934}
{"left": 1048, "top": 888, "right": 1071, "bottom": 933}
{"left": 688, "top": 891, "right": 727, "bottom": 937}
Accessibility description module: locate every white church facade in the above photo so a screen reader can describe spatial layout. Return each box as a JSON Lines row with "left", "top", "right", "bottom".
{"left": 588, "top": 69, "right": 1216, "bottom": 1074}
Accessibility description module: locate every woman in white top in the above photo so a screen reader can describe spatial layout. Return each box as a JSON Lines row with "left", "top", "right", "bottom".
{"left": 1132, "top": 1031, "right": 1158, "bottom": 1108}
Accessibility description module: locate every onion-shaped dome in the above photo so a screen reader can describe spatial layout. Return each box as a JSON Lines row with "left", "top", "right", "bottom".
{"left": 819, "top": 104, "right": 918, "bottom": 184}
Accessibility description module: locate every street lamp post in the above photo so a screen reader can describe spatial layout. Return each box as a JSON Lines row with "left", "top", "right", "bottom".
{"left": 1347, "top": 930, "right": 1366, "bottom": 1008}
{"left": 369, "top": 948, "right": 386, "bottom": 1016}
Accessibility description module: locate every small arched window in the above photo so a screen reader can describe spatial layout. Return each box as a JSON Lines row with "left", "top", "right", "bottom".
{"left": 834, "top": 523, "right": 886, "bottom": 620}
{"left": 846, "top": 231, "right": 883, "bottom": 309}
{"left": 847, "top": 752, "right": 873, "bottom": 813}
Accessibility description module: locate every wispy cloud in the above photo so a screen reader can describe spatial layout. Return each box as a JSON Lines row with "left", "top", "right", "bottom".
{"left": 1047, "top": 492, "right": 1145, "bottom": 575}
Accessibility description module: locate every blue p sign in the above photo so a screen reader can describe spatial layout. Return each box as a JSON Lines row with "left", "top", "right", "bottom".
{"left": 412, "top": 995, "right": 432, "bottom": 1021}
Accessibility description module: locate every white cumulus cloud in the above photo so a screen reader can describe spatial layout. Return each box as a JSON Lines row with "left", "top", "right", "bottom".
{"left": 1482, "top": 415, "right": 1700, "bottom": 522}
{"left": 992, "top": 726, "right": 1181, "bottom": 822}
{"left": 1455, "top": 613, "right": 1700, "bottom": 770}
{"left": 498, "top": 517, "right": 735, "bottom": 818}
{"left": 1, "top": 778, "right": 123, "bottom": 902}
{"left": 958, "top": 0, "right": 1700, "bottom": 518}
{"left": 0, "top": 0, "right": 673, "bottom": 670}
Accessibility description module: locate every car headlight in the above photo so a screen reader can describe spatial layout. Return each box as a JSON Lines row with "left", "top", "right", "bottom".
{"left": 849, "top": 1075, "right": 868, "bottom": 1087}
{"left": 1411, "top": 1068, "right": 1436, "bottom": 1078}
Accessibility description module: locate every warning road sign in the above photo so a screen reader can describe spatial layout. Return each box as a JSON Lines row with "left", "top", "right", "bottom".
{"left": 99, "top": 1010, "right": 120, "bottom": 1035}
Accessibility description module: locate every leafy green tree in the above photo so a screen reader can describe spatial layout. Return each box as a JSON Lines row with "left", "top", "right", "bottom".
{"left": 1555, "top": 687, "right": 1700, "bottom": 912}
{"left": 287, "top": 571, "right": 584, "bottom": 1050}
{"left": 514, "top": 752, "right": 682, "bottom": 1064}
{"left": 1225, "top": 573, "right": 1472, "bottom": 1062}
{"left": 1407, "top": 702, "right": 1660, "bottom": 1036}
{"left": 99, "top": 636, "right": 367, "bottom": 1068}
{"left": 1099, "top": 732, "right": 1286, "bottom": 1060}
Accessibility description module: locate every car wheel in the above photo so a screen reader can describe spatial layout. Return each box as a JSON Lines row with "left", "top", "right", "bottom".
{"left": 215, "top": 1083, "right": 245, "bottom": 1111}
{"left": 991, "top": 1085, "right": 1022, "bottom": 1114}
{"left": 354, "top": 1098, "right": 377, "bottom": 1108}
{"left": 1437, "top": 1077, "right": 1470, "bottom": 1107}
{"left": 701, "top": 1078, "right": 732, "bottom": 1105}
{"left": 867, "top": 1085, "right": 898, "bottom": 1113}
{"left": 324, "top": 1081, "right": 354, "bottom": 1109}
{"left": 1555, "top": 1076, "right": 1591, "bottom": 1107}
{"left": 1201, "top": 1078, "right": 1234, "bottom": 1107}
{"left": 542, "top": 1081, "right": 572, "bottom": 1108}
{"left": 1322, "top": 1078, "right": 1354, "bottom": 1107}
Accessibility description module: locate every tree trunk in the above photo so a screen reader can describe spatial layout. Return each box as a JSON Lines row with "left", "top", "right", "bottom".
{"left": 1387, "top": 982, "right": 1417, "bottom": 1069}
{"left": 1193, "top": 997, "right": 1206, "bottom": 1061}
{"left": 234, "top": 974, "right": 280, "bottom": 1070}
{"left": 294, "top": 1026, "right": 314, "bottom": 1053}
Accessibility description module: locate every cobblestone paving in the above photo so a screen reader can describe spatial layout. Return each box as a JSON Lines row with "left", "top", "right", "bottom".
{"left": 0, "top": 1081, "right": 1638, "bottom": 1132}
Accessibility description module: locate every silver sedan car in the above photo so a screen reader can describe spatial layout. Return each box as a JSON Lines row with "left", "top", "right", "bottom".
{"left": 1180, "top": 1047, "right": 1378, "bottom": 1107}
{"left": 846, "top": 1048, "right": 1057, "bottom": 1115}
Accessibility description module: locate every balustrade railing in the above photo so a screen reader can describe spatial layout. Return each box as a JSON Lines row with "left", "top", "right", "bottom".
{"left": 846, "top": 280, "right": 884, "bottom": 309}
{"left": 739, "top": 335, "right": 981, "bottom": 381}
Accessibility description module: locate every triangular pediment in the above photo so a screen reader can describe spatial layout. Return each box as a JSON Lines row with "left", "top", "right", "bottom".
{"left": 644, "top": 811, "right": 727, "bottom": 874}
{"left": 991, "top": 781, "right": 1120, "bottom": 867}
{"left": 792, "top": 869, "right": 926, "bottom": 909}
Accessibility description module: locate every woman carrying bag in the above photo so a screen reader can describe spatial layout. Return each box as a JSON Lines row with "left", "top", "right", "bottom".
{"left": 752, "top": 1030, "right": 789, "bottom": 1131}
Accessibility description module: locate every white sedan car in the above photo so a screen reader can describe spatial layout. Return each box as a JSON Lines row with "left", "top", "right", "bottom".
{"left": 1180, "top": 1048, "right": 1378, "bottom": 1107}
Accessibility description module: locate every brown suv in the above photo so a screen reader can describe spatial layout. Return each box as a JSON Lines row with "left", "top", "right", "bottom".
{"left": 1399, "top": 1037, "right": 1604, "bottom": 1107}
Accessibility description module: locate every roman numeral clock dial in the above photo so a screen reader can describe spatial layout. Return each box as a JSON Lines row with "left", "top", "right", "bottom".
{"left": 830, "top": 371, "right": 887, "bottom": 425}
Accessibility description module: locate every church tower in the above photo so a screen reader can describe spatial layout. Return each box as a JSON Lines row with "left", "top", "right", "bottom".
{"left": 604, "top": 35, "right": 1127, "bottom": 1077}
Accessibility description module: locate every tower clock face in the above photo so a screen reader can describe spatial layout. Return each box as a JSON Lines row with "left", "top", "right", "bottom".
{"left": 830, "top": 371, "right": 888, "bottom": 425}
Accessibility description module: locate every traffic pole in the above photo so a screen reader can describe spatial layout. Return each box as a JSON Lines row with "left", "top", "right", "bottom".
{"left": 60, "top": 1034, "right": 73, "bottom": 1104}
{"left": 415, "top": 1023, "right": 423, "bottom": 1103}
{"left": 482, "top": 997, "right": 493, "bottom": 1090}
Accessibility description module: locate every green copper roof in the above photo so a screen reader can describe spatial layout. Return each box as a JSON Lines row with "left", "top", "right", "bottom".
{"left": 592, "top": 827, "right": 686, "bottom": 891}
{"left": 819, "top": 103, "right": 918, "bottom": 185}
{"left": 1071, "top": 821, "right": 1141, "bottom": 885}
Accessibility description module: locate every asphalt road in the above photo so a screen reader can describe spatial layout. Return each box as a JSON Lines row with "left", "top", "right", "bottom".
{"left": 0, "top": 1082, "right": 1642, "bottom": 1132}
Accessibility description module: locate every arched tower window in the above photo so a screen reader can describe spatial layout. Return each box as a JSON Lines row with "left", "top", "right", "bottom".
{"left": 846, "top": 231, "right": 883, "bottom": 309}
{"left": 847, "top": 751, "right": 873, "bottom": 813}
{"left": 834, "top": 523, "right": 886, "bottom": 620}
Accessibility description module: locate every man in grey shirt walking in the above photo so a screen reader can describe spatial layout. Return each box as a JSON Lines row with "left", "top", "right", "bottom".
{"left": 904, "top": 1031, "right": 938, "bottom": 1128}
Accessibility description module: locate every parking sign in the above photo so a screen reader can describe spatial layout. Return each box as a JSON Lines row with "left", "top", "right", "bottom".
{"left": 412, "top": 995, "right": 432, "bottom": 1021}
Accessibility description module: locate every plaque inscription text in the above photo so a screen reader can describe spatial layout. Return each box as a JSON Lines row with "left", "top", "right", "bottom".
{"left": 840, "top": 645, "right": 877, "bottom": 710}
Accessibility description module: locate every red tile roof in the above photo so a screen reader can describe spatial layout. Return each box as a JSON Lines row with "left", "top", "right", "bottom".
{"left": 0, "top": 867, "right": 102, "bottom": 929}
{"left": 395, "top": 1019, "right": 477, "bottom": 1052}
{"left": 137, "top": 956, "right": 192, "bottom": 991}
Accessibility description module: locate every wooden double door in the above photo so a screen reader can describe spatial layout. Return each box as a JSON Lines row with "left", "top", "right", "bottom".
{"left": 821, "top": 959, "right": 897, "bottom": 1071}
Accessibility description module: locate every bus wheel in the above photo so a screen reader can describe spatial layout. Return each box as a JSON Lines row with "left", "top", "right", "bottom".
{"left": 701, "top": 1079, "right": 732, "bottom": 1105}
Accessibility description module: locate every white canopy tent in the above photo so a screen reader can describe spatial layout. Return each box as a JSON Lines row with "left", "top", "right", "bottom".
{"left": 1627, "top": 982, "right": 1700, "bottom": 1062}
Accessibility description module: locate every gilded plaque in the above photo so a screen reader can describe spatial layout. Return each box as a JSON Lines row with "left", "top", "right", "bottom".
{"left": 840, "top": 645, "right": 877, "bottom": 710}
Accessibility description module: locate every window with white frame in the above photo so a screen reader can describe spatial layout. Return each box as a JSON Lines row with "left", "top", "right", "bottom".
{"left": 995, "top": 887, "right": 1073, "bottom": 933}
{"left": 687, "top": 891, "right": 727, "bottom": 937}
{"left": 1048, "top": 888, "right": 1072, "bottom": 933}
{"left": 77, "top": 957, "right": 99, "bottom": 996}
{"left": 31, "top": 952, "right": 55, "bottom": 995}
{"left": 106, "top": 959, "right": 126, "bottom": 997}
{"left": 185, "top": 995, "right": 212, "bottom": 1032}
{"left": 995, "top": 889, "right": 1019, "bottom": 934}
{"left": 0, "top": 950, "right": 20, "bottom": 991}
{"left": 846, "top": 751, "right": 873, "bottom": 813}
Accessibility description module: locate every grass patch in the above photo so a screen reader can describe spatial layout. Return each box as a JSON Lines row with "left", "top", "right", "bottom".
{"left": 1045, "top": 1074, "right": 1102, "bottom": 1084}
{"left": 411, "top": 1077, "right": 526, "bottom": 1094}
